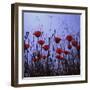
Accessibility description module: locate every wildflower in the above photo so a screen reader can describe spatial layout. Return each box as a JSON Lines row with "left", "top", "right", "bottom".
{"left": 33, "top": 31, "right": 42, "bottom": 37}
{"left": 76, "top": 45, "right": 80, "bottom": 51}
{"left": 54, "top": 36, "right": 61, "bottom": 43}
{"left": 24, "top": 44, "right": 30, "bottom": 49}
{"left": 56, "top": 48, "right": 63, "bottom": 54}
{"left": 64, "top": 50, "right": 70, "bottom": 55}
{"left": 38, "top": 40, "right": 45, "bottom": 46}
{"left": 66, "top": 35, "right": 73, "bottom": 41}
{"left": 43, "top": 45, "right": 49, "bottom": 51}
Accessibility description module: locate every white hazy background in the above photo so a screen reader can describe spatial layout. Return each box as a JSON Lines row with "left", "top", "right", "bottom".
{"left": 0, "top": 0, "right": 89, "bottom": 89}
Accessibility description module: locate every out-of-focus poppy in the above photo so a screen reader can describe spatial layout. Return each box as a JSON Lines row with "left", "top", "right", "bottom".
{"left": 66, "top": 35, "right": 73, "bottom": 41}
{"left": 24, "top": 44, "right": 30, "bottom": 49}
{"left": 76, "top": 45, "right": 80, "bottom": 51}
{"left": 56, "top": 48, "right": 63, "bottom": 54}
{"left": 64, "top": 50, "right": 70, "bottom": 55}
{"left": 72, "top": 40, "right": 78, "bottom": 47}
{"left": 43, "top": 45, "right": 49, "bottom": 51}
{"left": 54, "top": 36, "right": 61, "bottom": 43}
{"left": 68, "top": 44, "right": 72, "bottom": 49}
{"left": 38, "top": 40, "right": 45, "bottom": 46}
{"left": 56, "top": 55, "right": 64, "bottom": 60}
{"left": 33, "top": 31, "right": 42, "bottom": 37}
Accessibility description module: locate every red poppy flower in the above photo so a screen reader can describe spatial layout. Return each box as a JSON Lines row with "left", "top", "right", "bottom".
{"left": 68, "top": 44, "right": 72, "bottom": 49}
{"left": 56, "top": 55, "right": 64, "bottom": 60}
{"left": 72, "top": 40, "right": 78, "bottom": 47}
{"left": 76, "top": 45, "right": 80, "bottom": 50}
{"left": 24, "top": 44, "right": 30, "bottom": 49}
{"left": 64, "top": 50, "right": 70, "bottom": 55}
{"left": 54, "top": 36, "right": 61, "bottom": 43}
{"left": 56, "top": 48, "right": 63, "bottom": 54}
{"left": 43, "top": 45, "right": 49, "bottom": 51}
{"left": 33, "top": 31, "right": 42, "bottom": 37}
{"left": 38, "top": 40, "right": 45, "bottom": 46}
{"left": 66, "top": 35, "right": 73, "bottom": 41}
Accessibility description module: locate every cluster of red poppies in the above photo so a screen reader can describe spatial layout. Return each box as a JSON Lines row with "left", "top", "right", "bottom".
{"left": 24, "top": 30, "right": 80, "bottom": 63}
{"left": 24, "top": 30, "right": 80, "bottom": 77}
{"left": 66, "top": 35, "right": 80, "bottom": 50}
{"left": 33, "top": 31, "right": 50, "bottom": 51}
